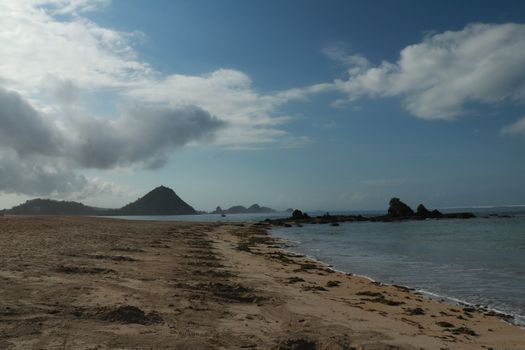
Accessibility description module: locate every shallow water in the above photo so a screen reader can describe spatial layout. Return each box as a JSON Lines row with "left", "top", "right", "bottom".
{"left": 270, "top": 213, "right": 525, "bottom": 326}
{"left": 106, "top": 211, "right": 291, "bottom": 223}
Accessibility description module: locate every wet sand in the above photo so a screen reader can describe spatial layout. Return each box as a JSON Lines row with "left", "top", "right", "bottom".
{"left": 0, "top": 216, "right": 523, "bottom": 349}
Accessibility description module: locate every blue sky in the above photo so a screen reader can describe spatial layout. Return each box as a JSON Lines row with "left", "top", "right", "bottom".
{"left": 1, "top": 0, "right": 525, "bottom": 211}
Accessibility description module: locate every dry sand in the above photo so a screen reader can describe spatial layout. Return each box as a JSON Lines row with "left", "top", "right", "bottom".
{"left": 0, "top": 216, "right": 523, "bottom": 349}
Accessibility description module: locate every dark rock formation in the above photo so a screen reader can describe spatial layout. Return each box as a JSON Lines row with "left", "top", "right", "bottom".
{"left": 388, "top": 197, "right": 415, "bottom": 217}
{"left": 416, "top": 205, "right": 445, "bottom": 219}
{"left": 416, "top": 204, "right": 431, "bottom": 218}
{"left": 118, "top": 186, "right": 196, "bottom": 215}
{"left": 292, "top": 209, "right": 310, "bottom": 220}
{"left": 431, "top": 209, "right": 443, "bottom": 218}
{"left": 443, "top": 212, "right": 476, "bottom": 219}
{"left": 267, "top": 198, "right": 477, "bottom": 226}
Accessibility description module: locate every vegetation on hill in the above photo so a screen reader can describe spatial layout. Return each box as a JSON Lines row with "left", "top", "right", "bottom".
{"left": 7, "top": 199, "right": 100, "bottom": 215}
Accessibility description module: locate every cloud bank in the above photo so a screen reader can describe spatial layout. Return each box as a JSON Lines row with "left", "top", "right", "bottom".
{"left": 0, "top": 0, "right": 324, "bottom": 149}
{"left": 68, "top": 104, "right": 224, "bottom": 169}
{"left": 332, "top": 23, "right": 525, "bottom": 120}
{"left": 0, "top": 87, "right": 223, "bottom": 196}
{"left": 126, "top": 70, "right": 331, "bottom": 147}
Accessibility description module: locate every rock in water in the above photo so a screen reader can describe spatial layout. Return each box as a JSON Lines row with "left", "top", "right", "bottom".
{"left": 416, "top": 204, "right": 431, "bottom": 218}
{"left": 388, "top": 197, "right": 414, "bottom": 217}
{"left": 292, "top": 209, "right": 310, "bottom": 220}
{"left": 431, "top": 209, "right": 443, "bottom": 218}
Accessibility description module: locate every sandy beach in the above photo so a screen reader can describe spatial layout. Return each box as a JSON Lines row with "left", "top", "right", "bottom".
{"left": 0, "top": 216, "right": 523, "bottom": 349}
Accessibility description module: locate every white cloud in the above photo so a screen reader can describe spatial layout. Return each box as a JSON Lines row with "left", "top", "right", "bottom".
{"left": 333, "top": 23, "right": 525, "bottom": 120}
{"left": 0, "top": 0, "right": 152, "bottom": 94}
{"left": 0, "top": 0, "right": 327, "bottom": 150}
{"left": 40, "top": 0, "right": 111, "bottom": 15}
{"left": 323, "top": 43, "right": 370, "bottom": 75}
{"left": 127, "top": 70, "right": 277, "bottom": 127}
{"left": 501, "top": 116, "right": 525, "bottom": 135}
{"left": 126, "top": 70, "right": 331, "bottom": 147}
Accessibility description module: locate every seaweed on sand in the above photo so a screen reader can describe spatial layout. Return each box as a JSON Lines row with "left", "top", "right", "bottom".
{"left": 100, "top": 305, "right": 162, "bottom": 325}
{"left": 55, "top": 265, "right": 114, "bottom": 274}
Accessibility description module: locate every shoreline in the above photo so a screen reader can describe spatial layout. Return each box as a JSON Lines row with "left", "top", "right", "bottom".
{"left": 0, "top": 216, "right": 523, "bottom": 349}
{"left": 230, "top": 222, "right": 525, "bottom": 348}
{"left": 272, "top": 233, "right": 525, "bottom": 329}
{"left": 268, "top": 219, "right": 525, "bottom": 329}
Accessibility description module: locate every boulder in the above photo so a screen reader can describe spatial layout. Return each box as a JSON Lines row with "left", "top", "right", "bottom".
{"left": 388, "top": 197, "right": 414, "bottom": 218}
{"left": 416, "top": 204, "right": 431, "bottom": 218}
{"left": 292, "top": 209, "right": 310, "bottom": 220}
{"left": 431, "top": 209, "right": 443, "bottom": 218}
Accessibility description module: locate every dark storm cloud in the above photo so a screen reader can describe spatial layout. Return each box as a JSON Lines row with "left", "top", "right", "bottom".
{"left": 0, "top": 86, "right": 225, "bottom": 195}
{"left": 0, "top": 88, "right": 62, "bottom": 156}
{"left": 70, "top": 105, "right": 225, "bottom": 169}
{"left": 0, "top": 150, "right": 88, "bottom": 196}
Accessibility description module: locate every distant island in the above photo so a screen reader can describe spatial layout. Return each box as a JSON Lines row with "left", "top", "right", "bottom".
{"left": 3, "top": 186, "right": 196, "bottom": 216}
{"left": 212, "top": 204, "right": 276, "bottom": 215}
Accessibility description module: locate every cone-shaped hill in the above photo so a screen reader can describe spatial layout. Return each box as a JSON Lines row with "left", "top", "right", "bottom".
{"left": 117, "top": 186, "right": 196, "bottom": 215}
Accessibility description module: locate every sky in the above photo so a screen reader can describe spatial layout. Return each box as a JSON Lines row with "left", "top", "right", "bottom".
{"left": 1, "top": 0, "right": 525, "bottom": 212}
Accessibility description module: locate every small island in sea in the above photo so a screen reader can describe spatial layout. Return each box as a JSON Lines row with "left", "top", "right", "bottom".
{"left": 212, "top": 203, "right": 276, "bottom": 215}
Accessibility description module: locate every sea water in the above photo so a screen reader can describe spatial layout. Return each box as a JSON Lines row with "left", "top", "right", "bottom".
{"left": 110, "top": 208, "right": 525, "bottom": 326}
{"left": 271, "top": 211, "right": 525, "bottom": 326}
{"left": 107, "top": 211, "right": 291, "bottom": 222}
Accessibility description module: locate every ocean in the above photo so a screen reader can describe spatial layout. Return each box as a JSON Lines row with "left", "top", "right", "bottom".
{"left": 110, "top": 207, "right": 525, "bottom": 326}
{"left": 271, "top": 210, "right": 525, "bottom": 327}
